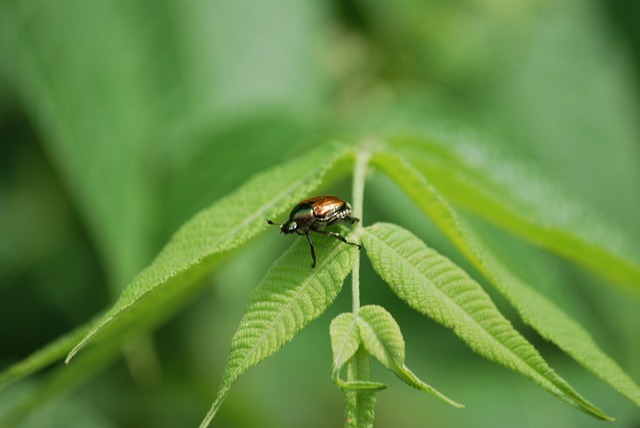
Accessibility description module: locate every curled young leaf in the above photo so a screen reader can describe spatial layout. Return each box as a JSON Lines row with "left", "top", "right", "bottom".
{"left": 357, "top": 305, "right": 463, "bottom": 408}
{"left": 330, "top": 314, "right": 360, "bottom": 374}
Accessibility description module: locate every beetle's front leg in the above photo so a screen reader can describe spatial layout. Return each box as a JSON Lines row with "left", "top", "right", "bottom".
{"left": 304, "top": 232, "right": 317, "bottom": 268}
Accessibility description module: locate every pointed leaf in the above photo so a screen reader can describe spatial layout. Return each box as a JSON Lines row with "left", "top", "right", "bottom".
{"left": 330, "top": 313, "right": 360, "bottom": 384}
{"left": 66, "top": 142, "right": 351, "bottom": 363}
{"left": 362, "top": 223, "right": 611, "bottom": 420}
{"left": 356, "top": 305, "right": 463, "bottom": 408}
{"left": 330, "top": 313, "right": 361, "bottom": 373}
{"left": 356, "top": 306, "right": 404, "bottom": 366}
{"left": 387, "top": 131, "right": 640, "bottom": 294}
{"left": 200, "top": 233, "right": 357, "bottom": 427}
{"left": 371, "top": 151, "right": 640, "bottom": 407}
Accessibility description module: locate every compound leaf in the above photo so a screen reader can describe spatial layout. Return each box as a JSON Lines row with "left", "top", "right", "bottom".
{"left": 372, "top": 151, "right": 640, "bottom": 407}
{"left": 362, "top": 222, "right": 611, "bottom": 420}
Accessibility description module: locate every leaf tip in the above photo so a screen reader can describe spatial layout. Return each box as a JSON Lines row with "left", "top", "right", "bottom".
{"left": 64, "top": 347, "right": 79, "bottom": 365}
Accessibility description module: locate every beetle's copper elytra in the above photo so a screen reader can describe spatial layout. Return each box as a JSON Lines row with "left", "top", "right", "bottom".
{"left": 266, "top": 195, "right": 361, "bottom": 267}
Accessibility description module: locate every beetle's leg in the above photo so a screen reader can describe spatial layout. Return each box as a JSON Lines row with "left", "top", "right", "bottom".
{"left": 314, "top": 230, "right": 361, "bottom": 250}
{"left": 305, "top": 232, "right": 317, "bottom": 268}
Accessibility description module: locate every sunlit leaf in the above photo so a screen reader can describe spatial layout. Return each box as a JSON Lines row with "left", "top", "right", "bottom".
{"left": 371, "top": 151, "right": 640, "bottom": 407}
{"left": 200, "top": 234, "right": 357, "bottom": 427}
{"left": 66, "top": 142, "right": 352, "bottom": 364}
{"left": 362, "top": 222, "right": 610, "bottom": 420}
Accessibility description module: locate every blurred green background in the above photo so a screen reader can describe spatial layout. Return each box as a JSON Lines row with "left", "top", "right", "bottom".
{"left": 1, "top": 0, "right": 639, "bottom": 427}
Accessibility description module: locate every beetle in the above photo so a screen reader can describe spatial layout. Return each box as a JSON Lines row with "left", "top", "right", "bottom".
{"left": 266, "top": 195, "right": 361, "bottom": 268}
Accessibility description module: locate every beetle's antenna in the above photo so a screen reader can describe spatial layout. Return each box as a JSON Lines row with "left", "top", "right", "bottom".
{"left": 266, "top": 219, "right": 280, "bottom": 226}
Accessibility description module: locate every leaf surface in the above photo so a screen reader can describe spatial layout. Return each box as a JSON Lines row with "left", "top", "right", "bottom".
{"left": 330, "top": 313, "right": 386, "bottom": 392}
{"left": 356, "top": 305, "right": 463, "bottom": 408}
{"left": 66, "top": 142, "right": 351, "bottom": 363}
{"left": 387, "top": 131, "right": 640, "bottom": 294}
{"left": 331, "top": 313, "right": 361, "bottom": 374}
{"left": 372, "top": 151, "right": 640, "bottom": 407}
{"left": 200, "top": 233, "right": 357, "bottom": 427}
{"left": 362, "top": 222, "right": 610, "bottom": 420}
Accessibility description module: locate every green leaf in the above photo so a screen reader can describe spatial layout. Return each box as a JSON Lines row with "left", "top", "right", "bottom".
{"left": 356, "top": 306, "right": 405, "bottom": 366}
{"left": 386, "top": 131, "right": 640, "bottom": 294}
{"left": 356, "top": 305, "right": 463, "bottom": 408}
{"left": 65, "top": 142, "right": 352, "bottom": 364}
{"left": 200, "top": 231, "right": 357, "bottom": 428}
{"left": 345, "top": 347, "right": 376, "bottom": 428}
{"left": 362, "top": 222, "right": 611, "bottom": 420}
{"left": 371, "top": 151, "right": 640, "bottom": 407}
{"left": 331, "top": 313, "right": 361, "bottom": 374}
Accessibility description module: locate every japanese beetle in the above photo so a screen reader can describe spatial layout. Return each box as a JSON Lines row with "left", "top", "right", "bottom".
{"left": 267, "top": 195, "right": 361, "bottom": 268}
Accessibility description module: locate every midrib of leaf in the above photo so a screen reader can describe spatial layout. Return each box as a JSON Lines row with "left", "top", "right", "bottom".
{"left": 67, "top": 142, "right": 352, "bottom": 363}
{"left": 363, "top": 224, "right": 610, "bottom": 420}
{"left": 371, "top": 151, "right": 640, "bottom": 407}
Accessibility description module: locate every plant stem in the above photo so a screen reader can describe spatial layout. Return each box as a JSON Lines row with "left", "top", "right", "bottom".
{"left": 351, "top": 148, "right": 370, "bottom": 315}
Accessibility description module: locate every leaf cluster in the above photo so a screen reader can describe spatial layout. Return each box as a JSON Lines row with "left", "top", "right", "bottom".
{"left": 3, "top": 133, "right": 638, "bottom": 426}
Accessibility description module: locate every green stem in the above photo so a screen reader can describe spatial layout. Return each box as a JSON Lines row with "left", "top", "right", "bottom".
{"left": 351, "top": 148, "right": 370, "bottom": 315}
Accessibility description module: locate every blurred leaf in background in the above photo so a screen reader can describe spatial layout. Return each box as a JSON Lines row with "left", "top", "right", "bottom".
{"left": 0, "top": 0, "right": 639, "bottom": 427}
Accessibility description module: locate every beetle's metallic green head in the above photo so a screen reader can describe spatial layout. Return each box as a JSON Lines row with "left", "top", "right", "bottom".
{"left": 281, "top": 220, "right": 297, "bottom": 234}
